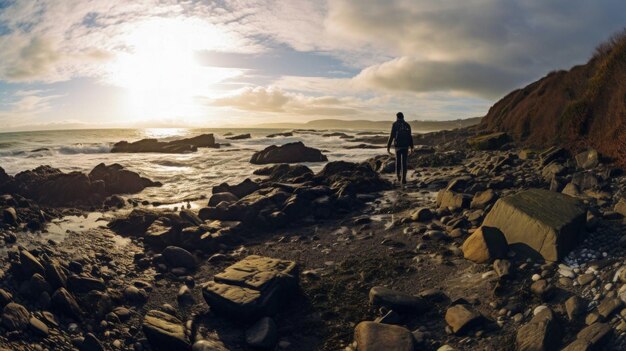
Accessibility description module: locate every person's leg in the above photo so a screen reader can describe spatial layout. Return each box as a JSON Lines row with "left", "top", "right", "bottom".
{"left": 401, "top": 149, "right": 408, "bottom": 184}
{"left": 395, "top": 149, "right": 401, "bottom": 182}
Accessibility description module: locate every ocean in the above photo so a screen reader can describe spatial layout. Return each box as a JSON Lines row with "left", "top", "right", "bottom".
{"left": 0, "top": 128, "right": 388, "bottom": 209}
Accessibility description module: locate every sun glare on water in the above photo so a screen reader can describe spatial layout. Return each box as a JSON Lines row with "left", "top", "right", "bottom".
{"left": 109, "top": 18, "right": 242, "bottom": 122}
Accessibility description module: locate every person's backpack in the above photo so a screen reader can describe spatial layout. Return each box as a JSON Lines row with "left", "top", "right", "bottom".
{"left": 395, "top": 121, "right": 412, "bottom": 147}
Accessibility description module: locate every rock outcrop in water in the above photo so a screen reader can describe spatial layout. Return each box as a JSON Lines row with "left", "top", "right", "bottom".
{"left": 480, "top": 30, "right": 626, "bottom": 165}
{"left": 0, "top": 163, "right": 160, "bottom": 207}
{"left": 250, "top": 142, "right": 327, "bottom": 164}
{"left": 111, "top": 133, "right": 219, "bottom": 153}
{"left": 225, "top": 133, "right": 251, "bottom": 140}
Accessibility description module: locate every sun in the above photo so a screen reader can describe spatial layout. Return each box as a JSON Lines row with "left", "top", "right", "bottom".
{"left": 108, "top": 18, "right": 242, "bottom": 122}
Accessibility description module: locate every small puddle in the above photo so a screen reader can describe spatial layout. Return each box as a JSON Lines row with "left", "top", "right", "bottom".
{"left": 1, "top": 212, "right": 130, "bottom": 257}
{"left": 45, "top": 212, "right": 109, "bottom": 242}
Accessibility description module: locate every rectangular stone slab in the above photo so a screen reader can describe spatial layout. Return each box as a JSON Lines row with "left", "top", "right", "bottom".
{"left": 482, "top": 188, "right": 586, "bottom": 262}
{"left": 202, "top": 281, "right": 263, "bottom": 318}
{"left": 214, "top": 255, "right": 298, "bottom": 291}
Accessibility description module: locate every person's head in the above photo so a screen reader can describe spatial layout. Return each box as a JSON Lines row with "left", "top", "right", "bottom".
{"left": 396, "top": 112, "right": 404, "bottom": 120}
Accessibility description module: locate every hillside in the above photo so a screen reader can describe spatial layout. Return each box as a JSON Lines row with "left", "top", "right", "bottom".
{"left": 255, "top": 117, "right": 482, "bottom": 131}
{"left": 480, "top": 29, "right": 626, "bottom": 163}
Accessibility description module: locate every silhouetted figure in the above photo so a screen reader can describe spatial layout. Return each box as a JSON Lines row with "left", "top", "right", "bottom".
{"left": 386, "top": 112, "right": 414, "bottom": 185}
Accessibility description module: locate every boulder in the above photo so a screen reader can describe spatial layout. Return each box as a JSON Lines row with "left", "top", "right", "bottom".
{"left": 471, "top": 189, "right": 497, "bottom": 209}
{"left": 461, "top": 226, "right": 508, "bottom": 263}
{"left": 2, "top": 207, "right": 17, "bottom": 225}
{"left": 212, "top": 178, "right": 260, "bottom": 199}
{"left": 467, "top": 132, "right": 509, "bottom": 150}
{"left": 614, "top": 198, "right": 626, "bottom": 217}
{"left": 80, "top": 333, "right": 105, "bottom": 351}
{"left": 1, "top": 302, "right": 30, "bottom": 331}
{"left": 192, "top": 340, "right": 229, "bottom": 351}
{"left": 162, "top": 246, "right": 196, "bottom": 269}
{"left": 89, "top": 163, "right": 161, "bottom": 195}
{"left": 29, "top": 316, "right": 49, "bottom": 337}
{"left": 516, "top": 307, "right": 562, "bottom": 351}
{"left": 368, "top": 286, "right": 428, "bottom": 313}
{"left": 202, "top": 255, "right": 298, "bottom": 320}
{"left": 0, "top": 289, "right": 13, "bottom": 308}
{"left": 436, "top": 190, "right": 470, "bottom": 211}
{"left": 245, "top": 317, "right": 278, "bottom": 349}
{"left": 445, "top": 304, "right": 483, "bottom": 335}
{"left": 19, "top": 249, "right": 45, "bottom": 277}
{"left": 575, "top": 149, "right": 599, "bottom": 170}
{"left": 142, "top": 310, "right": 190, "bottom": 351}
{"left": 482, "top": 189, "right": 586, "bottom": 261}
{"left": 208, "top": 192, "right": 239, "bottom": 207}
{"left": 354, "top": 321, "right": 415, "bottom": 351}
{"left": 561, "top": 322, "right": 611, "bottom": 351}
{"left": 410, "top": 208, "right": 433, "bottom": 222}
{"left": 250, "top": 142, "right": 327, "bottom": 164}
{"left": 67, "top": 275, "right": 106, "bottom": 294}
{"left": 108, "top": 208, "right": 159, "bottom": 236}
{"left": 51, "top": 288, "right": 82, "bottom": 320}
{"left": 111, "top": 133, "right": 218, "bottom": 153}
{"left": 103, "top": 195, "right": 125, "bottom": 208}
{"left": 565, "top": 296, "right": 584, "bottom": 321}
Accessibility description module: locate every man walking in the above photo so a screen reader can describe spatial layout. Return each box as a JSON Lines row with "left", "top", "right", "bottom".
{"left": 386, "top": 112, "right": 414, "bottom": 185}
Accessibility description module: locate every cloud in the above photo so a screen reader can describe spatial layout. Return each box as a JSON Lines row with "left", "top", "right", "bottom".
{"left": 353, "top": 57, "right": 524, "bottom": 98}
{"left": 5, "top": 37, "right": 62, "bottom": 81}
{"left": 0, "top": 90, "right": 64, "bottom": 127}
{"left": 326, "top": 0, "right": 626, "bottom": 97}
{"left": 0, "top": 0, "right": 260, "bottom": 83}
{"left": 211, "top": 86, "right": 358, "bottom": 116}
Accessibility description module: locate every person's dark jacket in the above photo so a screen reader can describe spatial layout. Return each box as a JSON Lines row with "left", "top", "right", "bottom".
{"left": 387, "top": 120, "right": 414, "bottom": 149}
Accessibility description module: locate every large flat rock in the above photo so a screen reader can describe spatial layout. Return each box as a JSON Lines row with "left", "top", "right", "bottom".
{"left": 142, "top": 310, "right": 190, "bottom": 351}
{"left": 482, "top": 189, "right": 586, "bottom": 261}
{"left": 203, "top": 255, "right": 298, "bottom": 320}
{"left": 214, "top": 255, "right": 298, "bottom": 290}
{"left": 354, "top": 321, "right": 415, "bottom": 351}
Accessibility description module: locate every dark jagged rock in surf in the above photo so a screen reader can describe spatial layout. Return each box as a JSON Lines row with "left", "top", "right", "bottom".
{"left": 0, "top": 166, "right": 9, "bottom": 187}
{"left": 480, "top": 31, "right": 626, "bottom": 165}
{"left": 111, "top": 133, "right": 218, "bottom": 153}
{"left": 212, "top": 178, "right": 260, "bottom": 199}
{"left": 322, "top": 132, "right": 353, "bottom": 139}
{"left": 250, "top": 142, "right": 327, "bottom": 164}
{"left": 226, "top": 133, "right": 251, "bottom": 140}
{"left": 345, "top": 143, "right": 383, "bottom": 149}
{"left": 0, "top": 164, "right": 159, "bottom": 207}
{"left": 266, "top": 132, "right": 293, "bottom": 138}
{"left": 89, "top": 163, "right": 161, "bottom": 195}
{"left": 253, "top": 164, "right": 313, "bottom": 182}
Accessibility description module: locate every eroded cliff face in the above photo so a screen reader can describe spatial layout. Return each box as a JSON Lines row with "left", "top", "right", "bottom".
{"left": 481, "top": 32, "right": 626, "bottom": 164}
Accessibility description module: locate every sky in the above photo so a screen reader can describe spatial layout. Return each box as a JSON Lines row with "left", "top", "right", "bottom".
{"left": 0, "top": 0, "right": 624, "bottom": 131}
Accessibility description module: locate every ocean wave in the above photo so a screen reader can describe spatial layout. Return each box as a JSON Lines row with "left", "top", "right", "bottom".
{"left": 0, "top": 150, "right": 26, "bottom": 157}
{"left": 57, "top": 144, "right": 111, "bottom": 155}
{"left": 154, "top": 160, "right": 189, "bottom": 167}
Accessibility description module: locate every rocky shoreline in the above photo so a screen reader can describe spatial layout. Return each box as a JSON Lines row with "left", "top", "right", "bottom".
{"left": 1, "top": 128, "right": 626, "bottom": 350}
